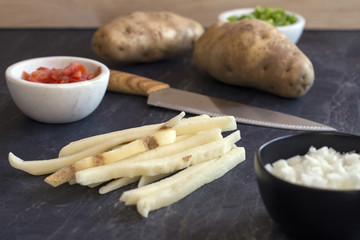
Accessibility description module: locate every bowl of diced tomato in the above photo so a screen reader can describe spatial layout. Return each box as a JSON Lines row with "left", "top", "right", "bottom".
{"left": 5, "top": 56, "right": 110, "bottom": 123}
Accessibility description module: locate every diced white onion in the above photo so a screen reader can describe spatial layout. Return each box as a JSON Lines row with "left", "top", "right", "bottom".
{"left": 265, "top": 146, "right": 360, "bottom": 190}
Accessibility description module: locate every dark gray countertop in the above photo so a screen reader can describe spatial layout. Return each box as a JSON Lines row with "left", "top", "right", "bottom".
{"left": 0, "top": 29, "right": 359, "bottom": 240}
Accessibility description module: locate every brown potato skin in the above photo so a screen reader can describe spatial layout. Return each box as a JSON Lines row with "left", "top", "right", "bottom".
{"left": 92, "top": 11, "right": 204, "bottom": 63}
{"left": 193, "top": 19, "right": 314, "bottom": 98}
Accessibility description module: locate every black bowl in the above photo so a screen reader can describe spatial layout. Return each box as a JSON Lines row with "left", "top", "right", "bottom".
{"left": 255, "top": 131, "right": 360, "bottom": 240}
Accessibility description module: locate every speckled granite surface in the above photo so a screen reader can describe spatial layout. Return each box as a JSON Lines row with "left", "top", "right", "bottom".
{"left": 0, "top": 29, "right": 359, "bottom": 240}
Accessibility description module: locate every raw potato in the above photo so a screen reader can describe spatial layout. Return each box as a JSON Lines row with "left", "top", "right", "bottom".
{"left": 59, "top": 114, "right": 232, "bottom": 158}
{"left": 193, "top": 19, "right": 315, "bottom": 98}
{"left": 92, "top": 11, "right": 205, "bottom": 63}
{"left": 58, "top": 112, "right": 185, "bottom": 157}
{"left": 121, "top": 147, "right": 246, "bottom": 217}
{"left": 9, "top": 113, "right": 185, "bottom": 176}
{"left": 44, "top": 129, "right": 177, "bottom": 187}
{"left": 99, "top": 177, "right": 140, "bottom": 194}
{"left": 75, "top": 131, "right": 240, "bottom": 185}
{"left": 138, "top": 173, "right": 172, "bottom": 188}
{"left": 8, "top": 112, "right": 246, "bottom": 218}
{"left": 8, "top": 129, "right": 170, "bottom": 176}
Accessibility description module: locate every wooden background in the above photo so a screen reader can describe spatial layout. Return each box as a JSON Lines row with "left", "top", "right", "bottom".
{"left": 1, "top": 0, "right": 359, "bottom": 29}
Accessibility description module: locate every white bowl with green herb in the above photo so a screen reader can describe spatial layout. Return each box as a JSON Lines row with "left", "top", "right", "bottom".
{"left": 218, "top": 6, "right": 305, "bottom": 44}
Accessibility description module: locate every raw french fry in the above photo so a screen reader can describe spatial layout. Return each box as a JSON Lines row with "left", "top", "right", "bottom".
{"left": 173, "top": 134, "right": 192, "bottom": 143}
{"left": 138, "top": 173, "right": 172, "bottom": 188}
{"left": 58, "top": 113, "right": 219, "bottom": 158}
{"left": 70, "top": 127, "right": 222, "bottom": 186}
{"left": 68, "top": 177, "right": 76, "bottom": 185}
{"left": 67, "top": 127, "right": 221, "bottom": 182}
{"left": 8, "top": 113, "right": 246, "bottom": 219}
{"left": 121, "top": 149, "right": 239, "bottom": 206}
{"left": 90, "top": 130, "right": 173, "bottom": 169}
{"left": 45, "top": 165, "right": 74, "bottom": 187}
{"left": 75, "top": 129, "right": 176, "bottom": 170}
{"left": 87, "top": 182, "right": 105, "bottom": 188}
{"left": 121, "top": 160, "right": 213, "bottom": 206}
{"left": 159, "top": 111, "right": 186, "bottom": 128}
{"left": 173, "top": 116, "right": 236, "bottom": 135}
{"left": 8, "top": 128, "right": 167, "bottom": 176}
{"left": 178, "top": 114, "right": 210, "bottom": 121}
{"left": 44, "top": 129, "right": 176, "bottom": 187}
{"left": 116, "top": 128, "right": 223, "bottom": 164}
{"left": 127, "top": 147, "right": 246, "bottom": 217}
{"left": 99, "top": 177, "right": 140, "bottom": 194}
{"left": 58, "top": 112, "right": 186, "bottom": 157}
{"left": 75, "top": 130, "right": 240, "bottom": 185}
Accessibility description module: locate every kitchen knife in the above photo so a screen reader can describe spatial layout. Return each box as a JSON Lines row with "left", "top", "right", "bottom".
{"left": 108, "top": 70, "right": 336, "bottom": 131}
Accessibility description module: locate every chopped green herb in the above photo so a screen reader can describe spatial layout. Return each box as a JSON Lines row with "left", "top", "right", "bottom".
{"left": 227, "top": 6, "right": 298, "bottom": 26}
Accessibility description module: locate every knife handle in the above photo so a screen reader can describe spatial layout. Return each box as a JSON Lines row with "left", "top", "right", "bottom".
{"left": 108, "top": 70, "right": 170, "bottom": 96}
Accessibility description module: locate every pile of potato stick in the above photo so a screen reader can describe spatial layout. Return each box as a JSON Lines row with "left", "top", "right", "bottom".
{"left": 8, "top": 112, "right": 246, "bottom": 217}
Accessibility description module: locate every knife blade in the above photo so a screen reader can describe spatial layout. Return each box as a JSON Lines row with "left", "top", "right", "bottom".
{"left": 108, "top": 70, "right": 336, "bottom": 131}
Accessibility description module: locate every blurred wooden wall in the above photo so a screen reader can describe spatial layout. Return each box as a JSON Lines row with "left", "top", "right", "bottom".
{"left": 1, "top": 0, "right": 359, "bottom": 29}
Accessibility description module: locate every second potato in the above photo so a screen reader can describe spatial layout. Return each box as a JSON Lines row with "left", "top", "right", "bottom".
{"left": 92, "top": 11, "right": 204, "bottom": 64}
{"left": 193, "top": 19, "right": 315, "bottom": 98}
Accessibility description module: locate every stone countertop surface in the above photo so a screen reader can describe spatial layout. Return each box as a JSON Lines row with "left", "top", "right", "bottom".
{"left": 0, "top": 29, "right": 359, "bottom": 240}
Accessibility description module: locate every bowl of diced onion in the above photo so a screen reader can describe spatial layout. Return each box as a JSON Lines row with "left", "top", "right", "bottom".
{"left": 218, "top": 6, "right": 305, "bottom": 44}
{"left": 255, "top": 131, "right": 360, "bottom": 239}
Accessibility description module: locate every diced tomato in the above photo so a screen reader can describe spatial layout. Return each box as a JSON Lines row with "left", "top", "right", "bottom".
{"left": 22, "top": 62, "right": 100, "bottom": 84}
{"left": 77, "top": 63, "right": 86, "bottom": 74}
{"left": 72, "top": 70, "right": 82, "bottom": 81}
{"left": 22, "top": 71, "right": 30, "bottom": 80}
{"left": 37, "top": 67, "right": 48, "bottom": 71}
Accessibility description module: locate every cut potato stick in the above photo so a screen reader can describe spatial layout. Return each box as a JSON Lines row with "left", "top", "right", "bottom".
{"left": 138, "top": 173, "right": 172, "bottom": 188}
{"left": 8, "top": 113, "right": 246, "bottom": 219}
{"left": 178, "top": 114, "right": 210, "bottom": 121}
{"left": 73, "top": 139, "right": 149, "bottom": 171}
{"left": 68, "top": 177, "right": 76, "bottom": 185}
{"left": 99, "top": 177, "right": 140, "bottom": 194}
{"left": 173, "top": 116, "right": 236, "bottom": 135}
{"left": 115, "top": 128, "right": 223, "bottom": 165}
{"left": 8, "top": 129, "right": 163, "bottom": 176}
{"left": 59, "top": 112, "right": 218, "bottom": 156}
{"left": 173, "top": 134, "right": 193, "bottom": 143}
{"left": 75, "top": 129, "right": 176, "bottom": 170}
{"left": 128, "top": 147, "right": 246, "bottom": 217}
{"left": 71, "top": 127, "right": 221, "bottom": 186}
{"left": 87, "top": 182, "right": 105, "bottom": 188}
{"left": 44, "top": 127, "right": 220, "bottom": 185}
{"left": 75, "top": 130, "right": 240, "bottom": 185}
{"left": 160, "top": 111, "right": 186, "bottom": 128}
{"left": 45, "top": 165, "right": 74, "bottom": 187}
{"left": 44, "top": 129, "right": 176, "bottom": 187}
{"left": 121, "top": 160, "right": 213, "bottom": 206}
{"left": 58, "top": 112, "right": 185, "bottom": 157}
{"left": 122, "top": 146, "right": 242, "bottom": 204}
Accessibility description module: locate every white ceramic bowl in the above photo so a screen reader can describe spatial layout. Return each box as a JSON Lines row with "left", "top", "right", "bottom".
{"left": 5, "top": 56, "right": 110, "bottom": 123}
{"left": 218, "top": 8, "right": 305, "bottom": 44}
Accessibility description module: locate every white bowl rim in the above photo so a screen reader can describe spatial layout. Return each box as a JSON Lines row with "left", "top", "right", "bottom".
{"left": 5, "top": 56, "right": 110, "bottom": 89}
{"left": 218, "top": 7, "right": 305, "bottom": 30}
